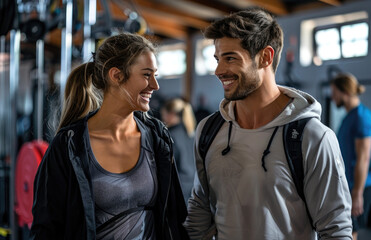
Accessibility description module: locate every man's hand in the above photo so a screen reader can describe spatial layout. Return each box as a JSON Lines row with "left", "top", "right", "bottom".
{"left": 351, "top": 191, "right": 364, "bottom": 216}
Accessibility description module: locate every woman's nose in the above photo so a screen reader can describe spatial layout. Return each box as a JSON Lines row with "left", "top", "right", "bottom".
{"left": 150, "top": 75, "right": 160, "bottom": 90}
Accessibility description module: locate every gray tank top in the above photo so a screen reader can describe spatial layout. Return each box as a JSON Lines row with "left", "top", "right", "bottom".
{"left": 88, "top": 117, "right": 157, "bottom": 240}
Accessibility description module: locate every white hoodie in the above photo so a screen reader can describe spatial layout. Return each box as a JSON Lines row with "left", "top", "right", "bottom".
{"left": 185, "top": 86, "right": 352, "bottom": 240}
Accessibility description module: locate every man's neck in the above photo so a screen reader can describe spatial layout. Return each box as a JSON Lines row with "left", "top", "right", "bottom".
{"left": 234, "top": 88, "right": 291, "bottom": 129}
{"left": 345, "top": 97, "right": 360, "bottom": 112}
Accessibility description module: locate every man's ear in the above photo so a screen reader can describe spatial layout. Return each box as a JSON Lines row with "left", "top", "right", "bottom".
{"left": 259, "top": 46, "right": 274, "bottom": 68}
{"left": 108, "top": 67, "right": 123, "bottom": 85}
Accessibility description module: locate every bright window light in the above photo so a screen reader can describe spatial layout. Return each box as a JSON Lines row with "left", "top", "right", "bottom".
{"left": 341, "top": 22, "right": 368, "bottom": 41}
{"left": 157, "top": 45, "right": 186, "bottom": 77}
{"left": 314, "top": 21, "right": 368, "bottom": 62}
{"left": 317, "top": 45, "right": 341, "bottom": 60}
{"left": 300, "top": 11, "right": 368, "bottom": 66}
{"left": 195, "top": 39, "right": 216, "bottom": 75}
{"left": 342, "top": 40, "right": 368, "bottom": 58}
{"left": 341, "top": 22, "right": 369, "bottom": 58}
{"left": 315, "top": 28, "right": 339, "bottom": 44}
{"left": 315, "top": 28, "right": 341, "bottom": 60}
{"left": 202, "top": 45, "right": 217, "bottom": 73}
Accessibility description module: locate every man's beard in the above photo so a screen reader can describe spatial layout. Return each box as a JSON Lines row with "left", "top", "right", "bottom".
{"left": 225, "top": 70, "right": 261, "bottom": 101}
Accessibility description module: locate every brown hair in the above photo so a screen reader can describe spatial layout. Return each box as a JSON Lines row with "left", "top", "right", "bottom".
{"left": 57, "top": 33, "right": 156, "bottom": 131}
{"left": 204, "top": 7, "right": 283, "bottom": 73}
{"left": 331, "top": 73, "right": 365, "bottom": 96}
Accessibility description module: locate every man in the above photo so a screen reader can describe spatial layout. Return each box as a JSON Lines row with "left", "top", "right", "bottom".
{"left": 184, "top": 7, "right": 352, "bottom": 240}
{"left": 331, "top": 73, "right": 371, "bottom": 240}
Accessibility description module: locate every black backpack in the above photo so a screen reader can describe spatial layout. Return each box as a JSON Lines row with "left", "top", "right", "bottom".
{"left": 198, "top": 111, "right": 314, "bottom": 227}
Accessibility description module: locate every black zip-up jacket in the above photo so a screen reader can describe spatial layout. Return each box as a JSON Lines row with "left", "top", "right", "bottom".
{"left": 30, "top": 111, "right": 189, "bottom": 240}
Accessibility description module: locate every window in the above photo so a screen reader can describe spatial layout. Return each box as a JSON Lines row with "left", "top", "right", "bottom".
{"left": 315, "top": 28, "right": 341, "bottom": 61}
{"left": 300, "top": 11, "right": 368, "bottom": 67}
{"left": 195, "top": 39, "right": 216, "bottom": 75}
{"left": 157, "top": 43, "right": 186, "bottom": 78}
{"left": 341, "top": 22, "right": 368, "bottom": 58}
{"left": 314, "top": 21, "right": 368, "bottom": 62}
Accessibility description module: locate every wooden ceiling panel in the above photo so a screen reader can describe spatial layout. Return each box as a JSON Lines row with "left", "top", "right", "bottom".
{"left": 318, "top": 0, "right": 341, "bottom": 6}
{"left": 133, "top": 0, "right": 210, "bottom": 29}
{"left": 248, "top": 0, "right": 289, "bottom": 15}
{"left": 184, "top": 0, "right": 240, "bottom": 15}
{"left": 139, "top": 10, "right": 189, "bottom": 39}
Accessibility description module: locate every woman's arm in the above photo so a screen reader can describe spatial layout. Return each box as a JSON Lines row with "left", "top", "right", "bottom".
{"left": 30, "top": 137, "right": 69, "bottom": 240}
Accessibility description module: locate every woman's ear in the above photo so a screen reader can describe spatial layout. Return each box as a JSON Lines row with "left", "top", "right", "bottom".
{"left": 108, "top": 67, "right": 123, "bottom": 85}
{"left": 259, "top": 46, "right": 274, "bottom": 68}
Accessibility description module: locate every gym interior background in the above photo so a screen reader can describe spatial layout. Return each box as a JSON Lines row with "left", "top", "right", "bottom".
{"left": 0, "top": 0, "right": 371, "bottom": 239}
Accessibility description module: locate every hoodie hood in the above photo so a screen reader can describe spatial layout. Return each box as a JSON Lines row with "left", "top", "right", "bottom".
{"left": 219, "top": 85, "right": 322, "bottom": 129}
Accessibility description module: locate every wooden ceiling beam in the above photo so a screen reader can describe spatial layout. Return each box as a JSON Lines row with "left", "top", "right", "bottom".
{"left": 133, "top": 0, "right": 210, "bottom": 29}
{"left": 247, "top": 0, "right": 288, "bottom": 15}
{"left": 289, "top": 2, "right": 327, "bottom": 13}
{"left": 96, "top": 0, "right": 127, "bottom": 20}
{"left": 139, "top": 11, "right": 188, "bottom": 39}
{"left": 139, "top": 9, "right": 208, "bottom": 31}
{"left": 147, "top": 24, "right": 187, "bottom": 40}
{"left": 183, "top": 0, "right": 239, "bottom": 15}
{"left": 97, "top": 0, "right": 189, "bottom": 39}
{"left": 188, "top": 0, "right": 288, "bottom": 16}
{"left": 318, "top": 0, "right": 341, "bottom": 6}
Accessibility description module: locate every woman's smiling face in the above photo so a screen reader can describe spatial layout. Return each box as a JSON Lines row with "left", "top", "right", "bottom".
{"left": 120, "top": 51, "right": 159, "bottom": 112}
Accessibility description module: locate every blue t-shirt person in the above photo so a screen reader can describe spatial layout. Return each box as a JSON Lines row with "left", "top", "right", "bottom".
{"left": 338, "top": 103, "right": 371, "bottom": 190}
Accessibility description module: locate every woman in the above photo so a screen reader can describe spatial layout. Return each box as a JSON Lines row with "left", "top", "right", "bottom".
{"left": 30, "top": 33, "right": 189, "bottom": 240}
{"left": 161, "top": 98, "right": 196, "bottom": 204}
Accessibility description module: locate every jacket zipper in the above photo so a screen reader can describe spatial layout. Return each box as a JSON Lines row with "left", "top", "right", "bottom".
{"left": 162, "top": 137, "right": 174, "bottom": 240}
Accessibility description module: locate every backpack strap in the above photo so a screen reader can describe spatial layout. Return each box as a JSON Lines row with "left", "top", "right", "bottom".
{"left": 283, "top": 117, "right": 314, "bottom": 228}
{"left": 199, "top": 111, "right": 225, "bottom": 161}
{"left": 198, "top": 111, "right": 225, "bottom": 194}
{"left": 199, "top": 113, "right": 314, "bottom": 227}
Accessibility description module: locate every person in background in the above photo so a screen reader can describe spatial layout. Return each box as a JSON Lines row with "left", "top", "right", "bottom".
{"left": 161, "top": 97, "right": 196, "bottom": 204}
{"left": 184, "top": 7, "right": 352, "bottom": 240}
{"left": 331, "top": 73, "right": 371, "bottom": 240}
{"left": 30, "top": 33, "right": 189, "bottom": 240}
{"left": 194, "top": 94, "right": 212, "bottom": 124}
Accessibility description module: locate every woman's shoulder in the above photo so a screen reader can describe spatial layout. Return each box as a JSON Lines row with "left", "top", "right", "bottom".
{"left": 134, "top": 111, "right": 174, "bottom": 154}
{"left": 53, "top": 116, "right": 88, "bottom": 147}
{"left": 134, "top": 111, "right": 168, "bottom": 135}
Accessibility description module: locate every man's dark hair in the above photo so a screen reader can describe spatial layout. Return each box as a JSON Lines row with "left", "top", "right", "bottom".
{"left": 204, "top": 7, "right": 283, "bottom": 73}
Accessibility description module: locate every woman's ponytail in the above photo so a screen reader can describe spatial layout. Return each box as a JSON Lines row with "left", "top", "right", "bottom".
{"left": 182, "top": 102, "right": 196, "bottom": 137}
{"left": 57, "top": 62, "right": 102, "bottom": 132}
{"left": 163, "top": 98, "right": 196, "bottom": 137}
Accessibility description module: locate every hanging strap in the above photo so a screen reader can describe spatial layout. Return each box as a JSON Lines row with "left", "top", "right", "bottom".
{"left": 221, "top": 121, "right": 233, "bottom": 155}
{"left": 261, "top": 126, "right": 279, "bottom": 172}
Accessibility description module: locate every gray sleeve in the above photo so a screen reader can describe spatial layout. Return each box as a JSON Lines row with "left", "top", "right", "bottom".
{"left": 303, "top": 120, "right": 353, "bottom": 239}
{"left": 184, "top": 119, "right": 216, "bottom": 240}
